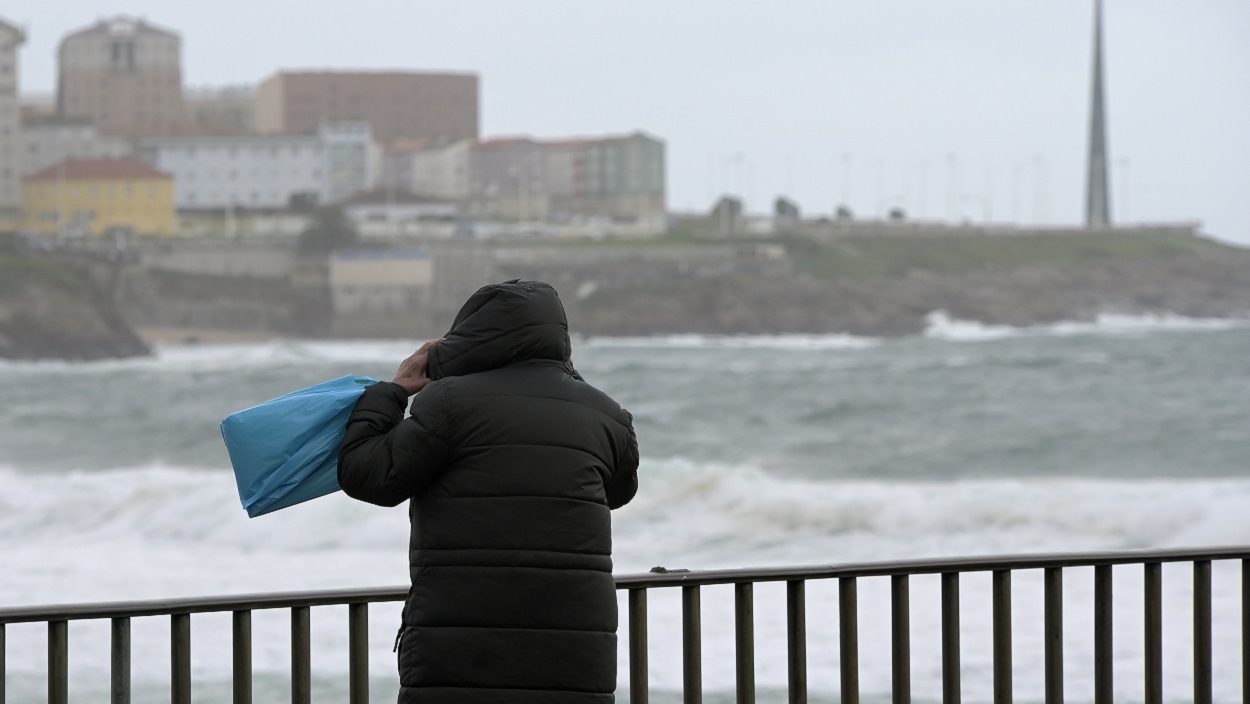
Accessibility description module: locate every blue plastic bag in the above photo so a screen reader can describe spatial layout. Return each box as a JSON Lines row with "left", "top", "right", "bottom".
{"left": 221, "top": 375, "right": 377, "bottom": 517}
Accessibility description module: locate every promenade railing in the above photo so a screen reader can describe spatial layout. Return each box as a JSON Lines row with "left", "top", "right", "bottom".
{"left": 1, "top": 545, "right": 1247, "bottom": 704}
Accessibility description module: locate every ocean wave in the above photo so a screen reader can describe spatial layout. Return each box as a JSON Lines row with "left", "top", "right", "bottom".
{"left": 0, "top": 339, "right": 426, "bottom": 374}
{"left": 2, "top": 460, "right": 1245, "bottom": 571}
{"left": 583, "top": 333, "right": 879, "bottom": 350}
{"left": 924, "top": 310, "right": 1249, "bottom": 342}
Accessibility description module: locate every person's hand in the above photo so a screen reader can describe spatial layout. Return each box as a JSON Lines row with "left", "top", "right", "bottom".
{"left": 392, "top": 338, "right": 443, "bottom": 395}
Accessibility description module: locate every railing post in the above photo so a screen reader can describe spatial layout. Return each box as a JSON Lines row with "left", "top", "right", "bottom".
{"left": 941, "top": 573, "right": 960, "bottom": 704}
{"left": 111, "top": 617, "right": 131, "bottom": 704}
{"left": 840, "top": 577, "right": 859, "bottom": 704}
{"left": 629, "top": 588, "right": 649, "bottom": 704}
{"left": 171, "top": 613, "right": 190, "bottom": 704}
{"left": 1, "top": 622, "right": 6, "bottom": 704}
{"left": 1044, "top": 568, "right": 1063, "bottom": 704}
{"left": 348, "top": 603, "right": 369, "bottom": 704}
{"left": 1145, "top": 562, "right": 1165, "bottom": 704}
{"left": 787, "top": 579, "right": 807, "bottom": 704}
{"left": 1144, "top": 562, "right": 1162, "bottom": 704}
{"left": 291, "top": 606, "right": 311, "bottom": 704}
{"left": 992, "top": 570, "right": 1012, "bottom": 704}
{"left": 49, "top": 620, "right": 68, "bottom": 704}
{"left": 1193, "top": 560, "right": 1211, "bottom": 704}
{"left": 1094, "top": 565, "right": 1113, "bottom": 704}
{"left": 734, "top": 583, "right": 755, "bottom": 704}
{"left": 892, "top": 575, "right": 910, "bottom": 704}
{"left": 1244, "top": 560, "right": 1250, "bottom": 704}
{"left": 233, "top": 610, "right": 252, "bottom": 704}
{"left": 682, "top": 586, "right": 702, "bottom": 704}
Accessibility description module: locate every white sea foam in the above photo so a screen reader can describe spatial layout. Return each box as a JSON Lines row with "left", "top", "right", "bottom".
{"left": 3, "top": 460, "right": 1247, "bottom": 578}
{"left": 0, "top": 338, "right": 426, "bottom": 374}
{"left": 584, "top": 333, "right": 880, "bottom": 350}
{"left": 924, "top": 310, "right": 1249, "bottom": 342}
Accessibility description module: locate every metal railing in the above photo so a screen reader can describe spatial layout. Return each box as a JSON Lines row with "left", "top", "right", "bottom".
{"left": 1, "top": 545, "right": 1248, "bottom": 704}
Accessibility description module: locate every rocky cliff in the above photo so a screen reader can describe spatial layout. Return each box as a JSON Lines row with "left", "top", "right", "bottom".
{"left": 0, "top": 241, "right": 150, "bottom": 361}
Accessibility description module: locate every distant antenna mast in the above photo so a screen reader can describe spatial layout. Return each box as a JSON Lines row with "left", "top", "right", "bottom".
{"left": 1084, "top": 0, "right": 1112, "bottom": 228}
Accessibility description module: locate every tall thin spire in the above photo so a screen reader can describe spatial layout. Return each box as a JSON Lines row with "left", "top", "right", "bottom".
{"left": 1085, "top": 0, "right": 1112, "bottom": 228}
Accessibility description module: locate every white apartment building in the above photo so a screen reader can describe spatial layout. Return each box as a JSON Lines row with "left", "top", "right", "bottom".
{"left": 380, "top": 138, "right": 472, "bottom": 201}
{"left": 139, "top": 122, "right": 375, "bottom": 210}
{"left": 0, "top": 17, "right": 25, "bottom": 215}
{"left": 409, "top": 139, "right": 472, "bottom": 200}
{"left": 22, "top": 118, "right": 133, "bottom": 176}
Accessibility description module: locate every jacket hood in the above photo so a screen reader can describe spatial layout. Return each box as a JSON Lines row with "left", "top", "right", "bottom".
{"left": 427, "top": 280, "right": 571, "bottom": 380}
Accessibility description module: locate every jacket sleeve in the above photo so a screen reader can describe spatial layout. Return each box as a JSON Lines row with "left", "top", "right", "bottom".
{"left": 337, "top": 380, "right": 451, "bottom": 507}
{"left": 605, "top": 410, "right": 640, "bottom": 510}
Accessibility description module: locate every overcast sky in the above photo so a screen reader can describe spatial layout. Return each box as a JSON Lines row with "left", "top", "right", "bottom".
{"left": 8, "top": 2, "right": 1250, "bottom": 244}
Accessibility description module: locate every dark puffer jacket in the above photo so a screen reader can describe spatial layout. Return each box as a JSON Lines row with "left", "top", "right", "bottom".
{"left": 338, "top": 280, "right": 639, "bottom": 704}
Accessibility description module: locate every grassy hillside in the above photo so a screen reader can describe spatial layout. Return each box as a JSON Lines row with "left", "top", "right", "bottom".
{"left": 780, "top": 230, "right": 1223, "bottom": 281}
{"left": 571, "top": 230, "right": 1250, "bottom": 336}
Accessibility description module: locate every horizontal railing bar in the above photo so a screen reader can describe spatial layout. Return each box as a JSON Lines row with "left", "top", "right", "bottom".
{"left": 616, "top": 546, "right": 1250, "bottom": 589}
{"left": 5, "top": 545, "right": 1250, "bottom": 624}
{"left": 0, "top": 586, "right": 408, "bottom": 624}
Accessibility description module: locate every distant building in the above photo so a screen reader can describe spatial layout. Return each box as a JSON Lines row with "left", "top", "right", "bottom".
{"left": 470, "top": 138, "right": 550, "bottom": 221}
{"left": 0, "top": 16, "right": 26, "bottom": 216}
{"left": 57, "top": 16, "right": 185, "bottom": 137}
{"left": 469, "top": 132, "right": 666, "bottom": 224}
{"left": 183, "top": 85, "right": 255, "bottom": 136}
{"left": 22, "top": 117, "right": 133, "bottom": 176}
{"left": 774, "top": 196, "right": 800, "bottom": 224}
{"left": 411, "top": 139, "right": 473, "bottom": 201}
{"left": 21, "top": 158, "right": 177, "bottom": 237}
{"left": 545, "top": 132, "right": 666, "bottom": 223}
{"left": 255, "top": 71, "right": 478, "bottom": 147}
{"left": 711, "top": 195, "right": 744, "bottom": 236}
{"left": 18, "top": 92, "right": 55, "bottom": 124}
{"left": 138, "top": 122, "right": 375, "bottom": 210}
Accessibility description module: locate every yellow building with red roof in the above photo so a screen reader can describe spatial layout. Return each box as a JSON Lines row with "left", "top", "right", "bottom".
{"left": 21, "top": 158, "right": 176, "bottom": 237}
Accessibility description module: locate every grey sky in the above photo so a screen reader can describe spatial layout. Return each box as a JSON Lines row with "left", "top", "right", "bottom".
{"left": 10, "top": 2, "right": 1250, "bottom": 243}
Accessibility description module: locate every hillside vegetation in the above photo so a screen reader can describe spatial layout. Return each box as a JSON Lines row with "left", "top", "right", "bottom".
{"left": 571, "top": 231, "right": 1250, "bottom": 336}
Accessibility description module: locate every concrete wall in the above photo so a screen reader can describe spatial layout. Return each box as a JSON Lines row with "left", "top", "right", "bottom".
{"left": 329, "top": 248, "right": 432, "bottom": 314}
{"left": 137, "top": 240, "right": 298, "bottom": 279}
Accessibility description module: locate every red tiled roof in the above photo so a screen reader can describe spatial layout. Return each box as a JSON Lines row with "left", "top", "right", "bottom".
{"left": 24, "top": 158, "right": 171, "bottom": 182}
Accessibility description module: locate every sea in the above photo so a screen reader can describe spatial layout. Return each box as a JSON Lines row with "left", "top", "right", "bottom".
{"left": 1, "top": 312, "right": 1248, "bottom": 703}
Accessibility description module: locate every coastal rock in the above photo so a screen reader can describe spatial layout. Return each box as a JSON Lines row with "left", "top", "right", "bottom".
{"left": 0, "top": 243, "right": 150, "bottom": 361}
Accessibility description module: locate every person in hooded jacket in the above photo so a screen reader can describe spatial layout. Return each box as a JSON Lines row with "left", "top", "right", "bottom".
{"left": 338, "top": 280, "right": 639, "bottom": 704}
